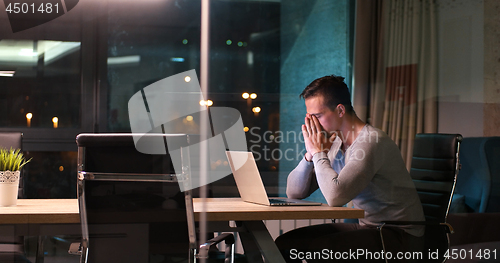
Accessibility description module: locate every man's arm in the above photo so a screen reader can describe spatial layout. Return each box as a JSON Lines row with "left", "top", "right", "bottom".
{"left": 286, "top": 114, "right": 332, "bottom": 199}
{"left": 286, "top": 157, "right": 319, "bottom": 199}
{"left": 312, "top": 138, "right": 384, "bottom": 207}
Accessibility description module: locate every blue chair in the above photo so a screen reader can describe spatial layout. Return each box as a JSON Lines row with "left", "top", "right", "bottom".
{"left": 452, "top": 137, "right": 500, "bottom": 213}
{"left": 448, "top": 137, "right": 500, "bottom": 249}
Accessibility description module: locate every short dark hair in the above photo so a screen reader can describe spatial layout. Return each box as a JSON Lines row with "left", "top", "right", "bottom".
{"left": 300, "top": 75, "right": 354, "bottom": 113}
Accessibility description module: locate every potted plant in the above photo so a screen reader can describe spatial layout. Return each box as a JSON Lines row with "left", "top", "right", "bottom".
{"left": 0, "top": 148, "right": 31, "bottom": 206}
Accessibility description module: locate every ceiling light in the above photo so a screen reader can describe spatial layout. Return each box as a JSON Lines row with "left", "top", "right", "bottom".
{"left": 0, "top": 71, "right": 15, "bottom": 77}
{"left": 107, "top": 55, "right": 140, "bottom": 65}
{"left": 18, "top": 49, "right": 37, "bottom": 56}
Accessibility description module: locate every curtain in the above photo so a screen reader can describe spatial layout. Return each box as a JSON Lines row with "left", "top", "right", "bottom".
{"left": 353, "top": 0, "right": 438, "bottom": 169}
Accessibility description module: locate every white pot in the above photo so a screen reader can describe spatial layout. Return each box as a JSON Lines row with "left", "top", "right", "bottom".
{"left": 0, "top": 171, "right": 20, "bottom": 206}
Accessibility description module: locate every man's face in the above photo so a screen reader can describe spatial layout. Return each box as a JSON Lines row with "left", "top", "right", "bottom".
{"left": 305, "top": 95, "right": 341, "bottom": 134}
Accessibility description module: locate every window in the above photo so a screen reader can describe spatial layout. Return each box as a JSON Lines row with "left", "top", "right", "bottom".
{"left": 0, "top": 3, "right": 90, "bottom": 198}
{"left": 0, "top": 40, "right": 81, "bottom": 129}
{"left": 0, "top": 0, "right": 353, "bottom": 201}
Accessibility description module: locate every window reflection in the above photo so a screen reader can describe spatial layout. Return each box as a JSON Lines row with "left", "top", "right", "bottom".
{"left": 105, "top": 0, "right": 281, "bottom": 169}
{"left": 106, "top": 0, "right": 202, "bottom": 131}
{"left": 0, "top": 0, "right": 353, "bottom": 201}
{"left": 0, "top": 40, "right": 81, "bottom": 128}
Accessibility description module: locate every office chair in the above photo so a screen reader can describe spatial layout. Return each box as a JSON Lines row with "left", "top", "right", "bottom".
{"left": 0, "top": 132, "right": 23, "bottom": 149}
{"left": 379, "top": 133, "right": 462, "bottom": 263}
{"left": 69, "top": 133, "right": 234, "bottom": 263}
{"left": 453, "top": 136, "right": 500, "bottom": 213}
{"left": 0, "top": 132, "right": 29, "bottom": 263}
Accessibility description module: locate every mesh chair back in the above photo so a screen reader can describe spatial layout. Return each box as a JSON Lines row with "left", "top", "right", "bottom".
{"left": 410, "top": 133, "right": 462, "bottom": 223}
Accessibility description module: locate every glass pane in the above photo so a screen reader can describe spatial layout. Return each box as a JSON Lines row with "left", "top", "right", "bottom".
{"left": 105, "top": 0, "right": 352, "bottom": 199}
{"left": 208, "top": 0, "right": 352, "bottom": 200}
{"left": 106, "top": 0, "right": 201, "bottom": 131}
{"left": 206, "top": 0, "right": 281, "bottom": 196}
{"left": 0, "top": 40, "right": 82, "bottom": 128}
{"left": 22, "top": 151, "right": 77, "bottom": 199}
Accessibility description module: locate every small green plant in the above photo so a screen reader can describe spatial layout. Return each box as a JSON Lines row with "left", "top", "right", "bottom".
{"left": 0, "top": 148, "right": 31, "bottom": 171}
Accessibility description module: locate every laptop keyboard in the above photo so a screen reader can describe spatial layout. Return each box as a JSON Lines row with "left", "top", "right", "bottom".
{"left": 269, "top": 198, "right": 295, "bottom": 205}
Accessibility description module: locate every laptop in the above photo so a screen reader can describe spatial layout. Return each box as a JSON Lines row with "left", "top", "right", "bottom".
{"left": 226, "top": 151, "right": 323, "bottom": 206}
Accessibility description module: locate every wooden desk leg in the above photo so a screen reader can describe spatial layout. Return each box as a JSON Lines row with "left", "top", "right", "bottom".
{"left": 239, "top": 221, "right": 286, "bottom": 263}
{"left": 36, "top": 235, "right": 45, "bottom": 263}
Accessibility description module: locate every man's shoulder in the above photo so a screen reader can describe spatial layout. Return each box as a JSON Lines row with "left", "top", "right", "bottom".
{"left": 358, "top": 124, "right": 389, "bottom": 143}
{"left": 353, "top": 125, "right": 400, "bottom": 154}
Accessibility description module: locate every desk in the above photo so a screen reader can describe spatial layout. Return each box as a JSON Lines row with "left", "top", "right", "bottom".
{"left": 0, "top": 198, "right": 363, "bottom": 223}
{"left": 0, "top": 199, "right": 364, "bottom": 263}
{"left": 0, "top": 199, "right": 79, "bottom": 263}
{"left": 0, "top": 199, "right": 79, "bottom": 238}
{"left": 194, "top": 198, "right": 364, "bottom": 263}
{"left": 0, "top": 199, "right": 79, "bottom": 225}
{"left": 193, "top": 197, "right": 363, "bottom": 221}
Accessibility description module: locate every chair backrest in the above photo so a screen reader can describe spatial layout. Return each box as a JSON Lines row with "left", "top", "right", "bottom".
{"left": 0, "top": 132, "right": 22, "bottom": 150}
{"left": 484, "top": 137, "right": 500, "bottom": 212}
{"left": 410, "top": 133, "right": 462, "bottom": 223}
{"left": 453, "top": 137, "right": 500, "bottom": 213}
{"left": 77, "top": 133, "right": 176, "bottom": 174}
{"left": 76, "top": 133, "right": 196, "bottom": 263}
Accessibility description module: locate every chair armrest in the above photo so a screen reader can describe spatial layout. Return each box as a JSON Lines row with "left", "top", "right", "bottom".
{"left": 68, "top": 242, "right": 82, "bottom": 255}
{"left": 205, "top": 233, "right": 235, "bottom": 246}
{"left": 380, "top": 221, "right": 454, "bottom": 234}
{"left": 198, "top": 233, "right": 235, "bottom": 261}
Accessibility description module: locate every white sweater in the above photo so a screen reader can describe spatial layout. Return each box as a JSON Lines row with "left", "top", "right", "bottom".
{"left": 286, "top": 124, "right": 425, "bottom": 237}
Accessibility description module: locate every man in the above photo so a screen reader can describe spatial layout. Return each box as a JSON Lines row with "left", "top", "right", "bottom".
{"left": 275, "top": 75, "right": 425, "bottom": 262}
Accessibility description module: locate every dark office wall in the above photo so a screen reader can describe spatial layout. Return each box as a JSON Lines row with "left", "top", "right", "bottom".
{"left": 279, "top": 0, "right": 351, "bottom": 201}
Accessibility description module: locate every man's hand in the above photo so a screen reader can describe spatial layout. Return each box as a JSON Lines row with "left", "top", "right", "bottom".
{"left": 302, "top": 114, "right": 336, "bottom": 160}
